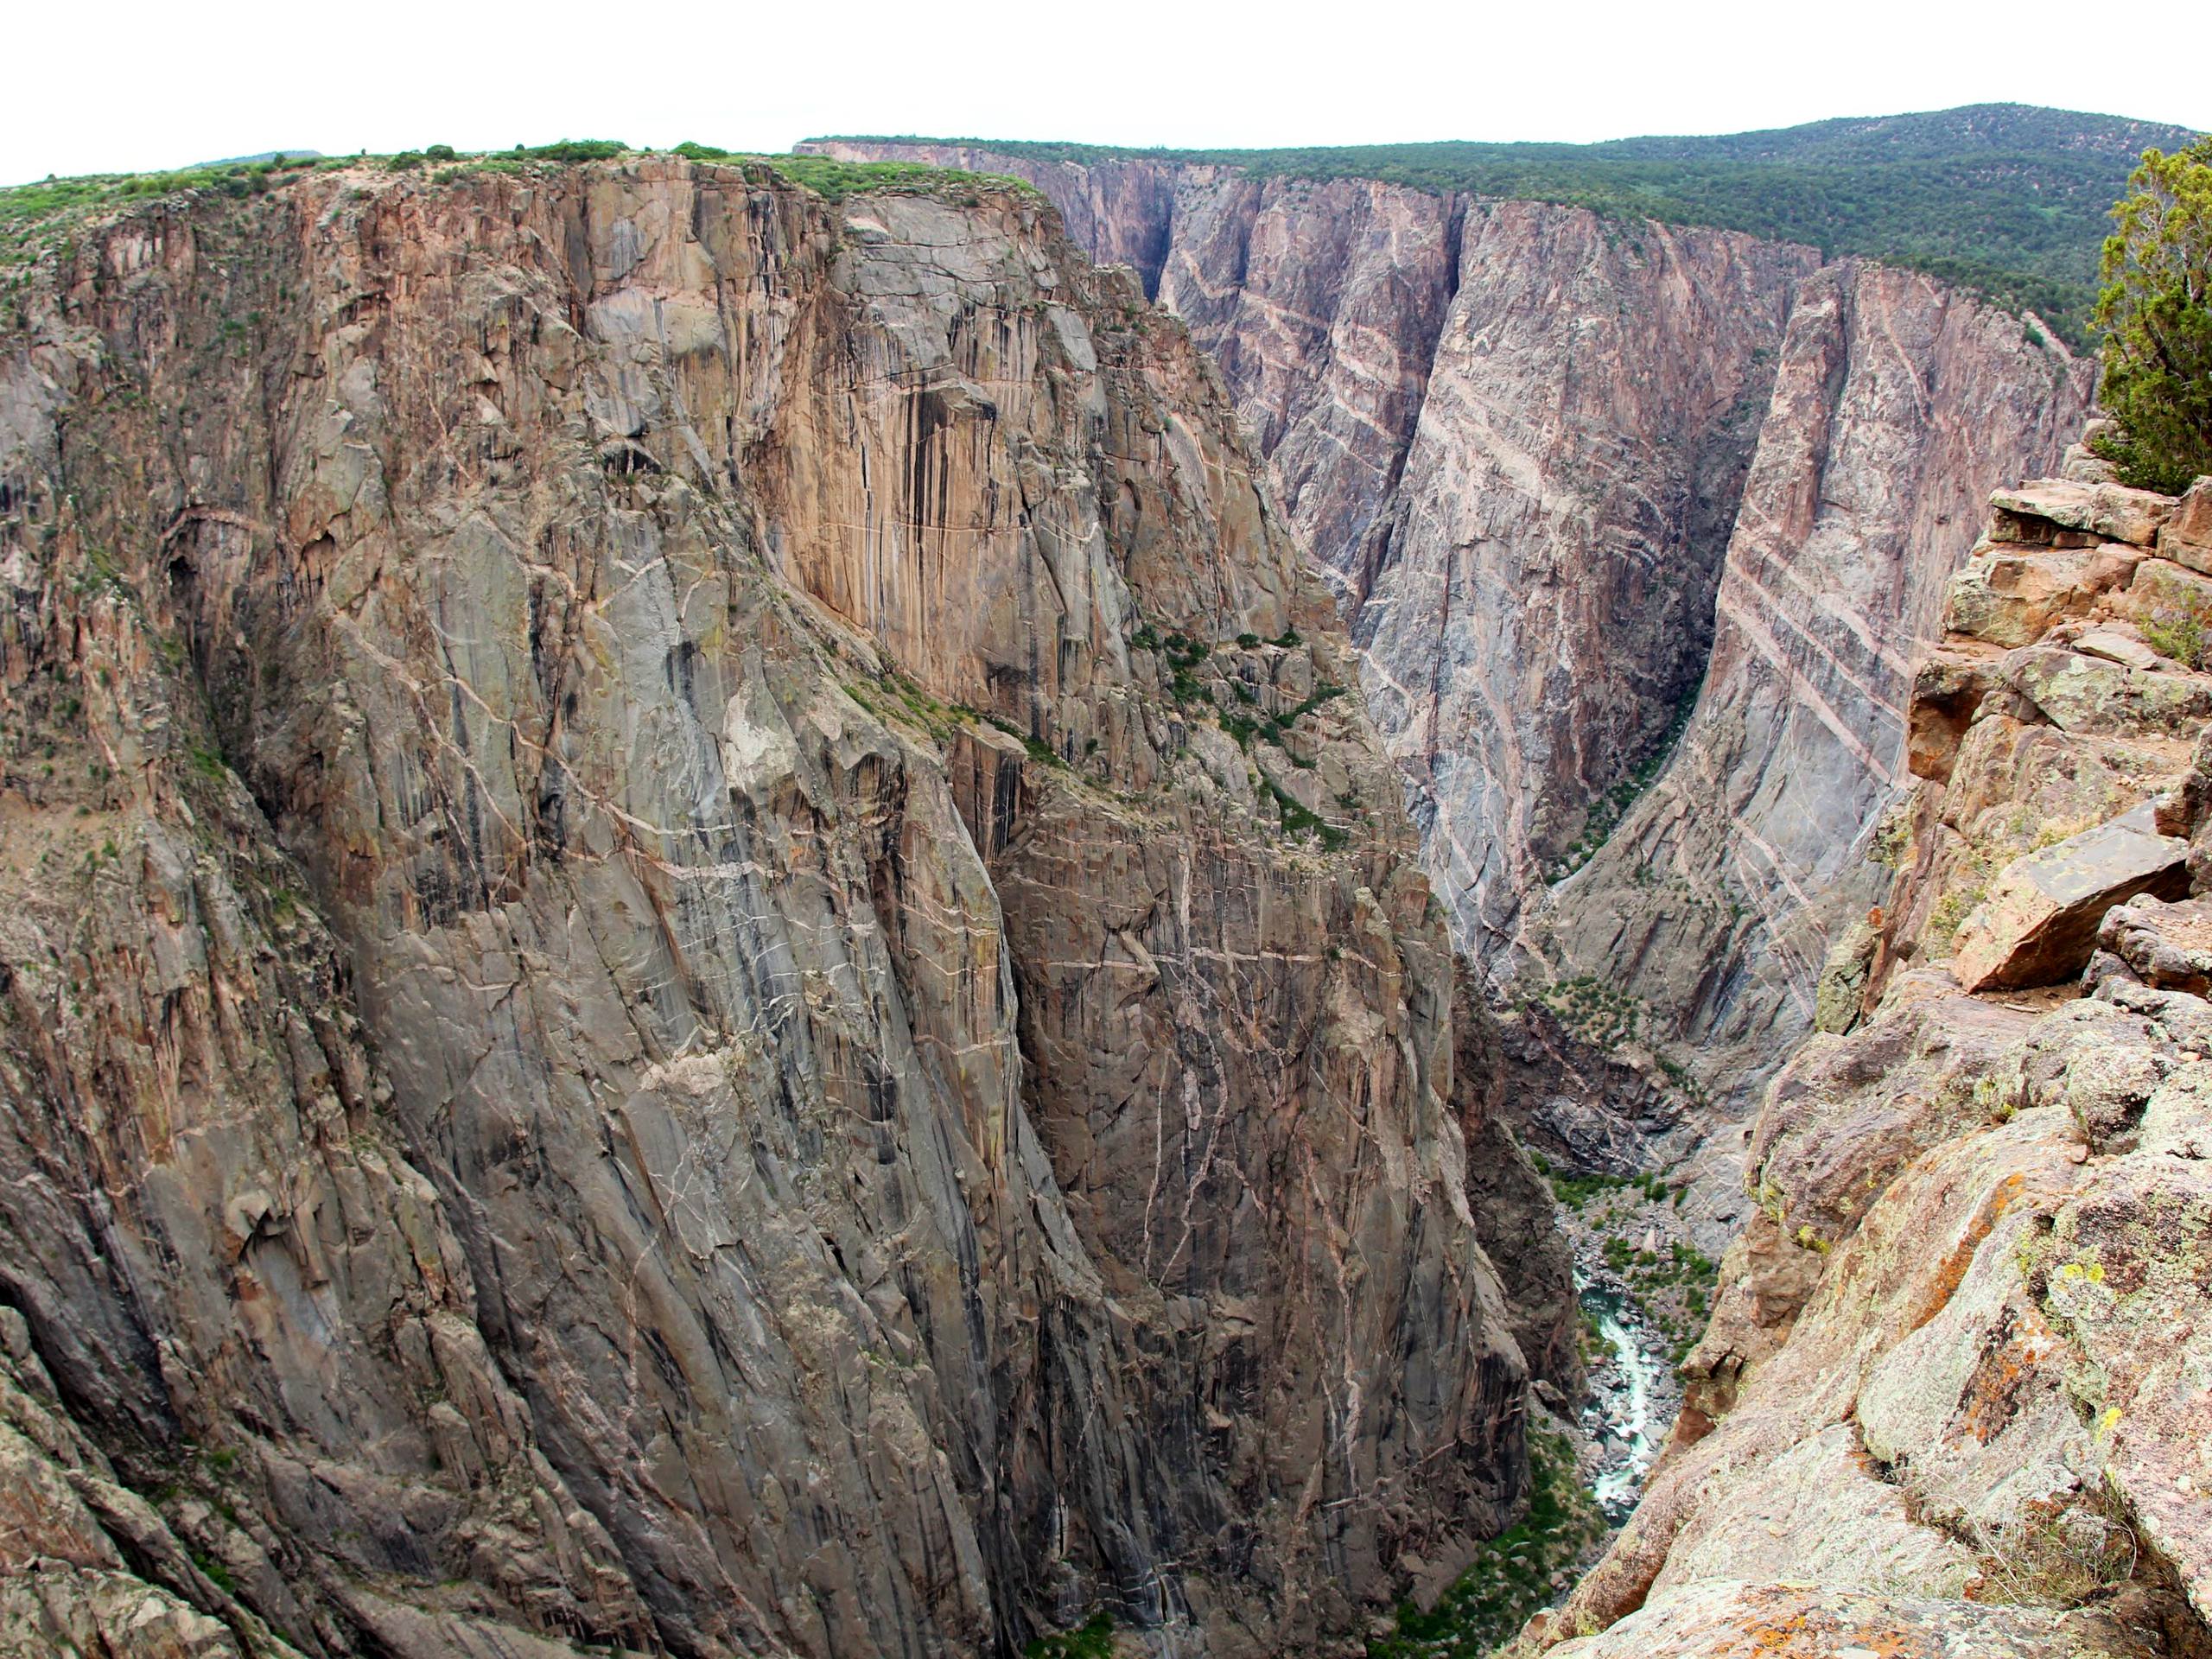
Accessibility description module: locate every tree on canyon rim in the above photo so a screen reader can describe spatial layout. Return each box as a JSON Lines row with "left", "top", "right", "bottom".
{"left": 2094, "top": 135, "right": 2212, "bottom": 493}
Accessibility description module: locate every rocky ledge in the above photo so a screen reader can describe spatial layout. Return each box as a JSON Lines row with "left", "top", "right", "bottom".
{"left": 1511, "top": 461, "right": 2212, "bottom": 1658}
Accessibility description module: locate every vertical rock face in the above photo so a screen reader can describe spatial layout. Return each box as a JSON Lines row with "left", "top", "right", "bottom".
{"left": 1357, "top": 206, "right": 1815, "bottom": 963}
{"left": 0, "top": 161, "right": 1542, "bottom": 1658}
{"left": 1531, "top": 266, "right": 2097, "bottom": 1110}
{"left": 817, "top": 142, "right": 2095, "bottom": 1128}
{"left": 1154, "top": 174, "right": 1465, "bottom": 607}
{"left": 807, "top": 147, "right": 1468, "bottom": 609}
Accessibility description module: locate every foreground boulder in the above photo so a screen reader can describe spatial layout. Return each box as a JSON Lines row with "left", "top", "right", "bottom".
{"left": 1949, "top": 803, "right": 2190, "bottom": 990}
{"left": 2089, "top": 892, "right": 2212, "bottom": 994}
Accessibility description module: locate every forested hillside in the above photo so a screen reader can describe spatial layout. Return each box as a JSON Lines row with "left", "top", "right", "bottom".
{"left": 818, "top": 104, "right": 2202, "bottom": 342}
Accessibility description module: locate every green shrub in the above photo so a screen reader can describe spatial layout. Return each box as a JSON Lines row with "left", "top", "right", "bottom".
{"left": 2142, "top": 607, "right": 2209, "bottom": 668}
{"left": 190, "top": 1551, "right": 236, "bottom": 1595}
{"left": 523, "top": 139, "right": 629, "bottom": 164}
{"left": 1368, "top": 1429, "right": 1605, "bottom": 1658}
{"left": 982, "top": 713, "right": 1066, "bottom": 770}
{"left": 1027, "top": 1612, "right": 1114, "bottom": 1659}
{"left": 762, "top": 155, "right": 1038, "bottom": 204}
{"left": 1261, "top": 774, "right": 1345, "bottom": 850}
{"left": 2092, "top": 137, "right": 2212, "bottom": 493}
{"left": 1929, "top": 883, "right": 1987, "bottom": 950}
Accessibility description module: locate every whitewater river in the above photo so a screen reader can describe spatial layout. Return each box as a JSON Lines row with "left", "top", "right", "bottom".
{"left": 1576, "top": 1275, "right": 1675, "bottom": 1523}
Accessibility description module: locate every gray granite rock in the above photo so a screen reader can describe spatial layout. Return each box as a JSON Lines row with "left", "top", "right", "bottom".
{"left": 0, "top": 158, "right": 1530, "bottom": 1658}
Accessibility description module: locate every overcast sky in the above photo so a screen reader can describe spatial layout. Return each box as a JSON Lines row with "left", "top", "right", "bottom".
{"left": 7, "top": 0, "right": 2206, "bottom": 185}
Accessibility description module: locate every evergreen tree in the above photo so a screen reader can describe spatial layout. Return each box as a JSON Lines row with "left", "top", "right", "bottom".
{"left": 2094, "top": 137, "right": 2212, "bottom": 493}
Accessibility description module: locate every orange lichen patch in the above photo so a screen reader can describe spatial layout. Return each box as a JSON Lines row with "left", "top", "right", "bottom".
{"left": 1955, "top": 1299, "right": 2069, "bottom": 1444}
{"left": 1907, "top": 1173, "right": 2027, "bottom": 1333}
{"left": 1738, "top": 1603, "right": 1923, "bottom": 1657}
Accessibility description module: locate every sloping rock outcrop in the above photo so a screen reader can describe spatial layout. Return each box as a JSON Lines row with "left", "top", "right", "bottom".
{"left": 1948, "top": 803, "right": 2190, "bottom": 989}
{"left": 1547, "top": 1580, "right": 2155, "bottom": 1659}
{"left": 810, "top": 141, "right": 2096, "bottom": 1136}
{"left": 1508, "top": 461, "right": 2212, "bottom": 1659}
{"left": 0, "top": 158, "right": 1549, "bottom": 1658}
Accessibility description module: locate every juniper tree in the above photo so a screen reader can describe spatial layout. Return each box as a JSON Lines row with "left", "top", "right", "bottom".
{"left": 2093, "top": 137, "right": 2212, "bottom": 493}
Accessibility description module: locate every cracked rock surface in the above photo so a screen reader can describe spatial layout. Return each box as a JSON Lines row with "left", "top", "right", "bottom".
{"left": 1504, "top": 464, "right": 2212, "bottom": 1659}
{"left": 0, "top": 159, "right": 1557, "bottom": 1657}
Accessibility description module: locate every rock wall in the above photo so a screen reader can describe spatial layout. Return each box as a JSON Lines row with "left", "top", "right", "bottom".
{"left": 1531, "top": 265, "right": 2099, "bottom": 1120}
{"left": 0, "top": 159, "right": 1553, "bottom": 1658}
{"left": 1509, "top": 469, "right": 2212, "bottom": 1659}
{"left": 811, "top": 142, "right": 2096, "bottom": 1130}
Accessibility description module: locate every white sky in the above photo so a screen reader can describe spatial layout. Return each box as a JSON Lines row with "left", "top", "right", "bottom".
{"left": 7, "top": 0, "right": 2207, "bottom": 186}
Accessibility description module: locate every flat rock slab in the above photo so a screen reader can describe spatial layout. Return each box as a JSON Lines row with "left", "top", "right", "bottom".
{"left": 1992, "top": 479, "right": 2177, "bottom": 549}
{"left": 1952, "top": 804, "right": 2190, "bottom": 992}
{"left": 2071, "top": 626, "right": 2165, "bottom": 671}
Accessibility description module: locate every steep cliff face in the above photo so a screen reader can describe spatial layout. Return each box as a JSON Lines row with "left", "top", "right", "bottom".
{"left": 1356, "top": 205, "right": 1814, "bottom": 963}
{"left": 0, "top": 159, "right": 1548, "bottom": 1658}
{"left": 1509, "top": 470, "right": 2212, "bottom": 1659}
{"left": 812, "top": 142, "right": 2095, "bottom": 1131}
{"left": 1531, "top": 266, "right": 2098, "bottom": 1144}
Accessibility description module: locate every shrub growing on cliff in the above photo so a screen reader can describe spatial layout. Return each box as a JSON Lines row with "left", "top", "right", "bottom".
{"left": 2092, "top": 137, "right": 2212, "bottom": 493}
{"left": 1369, "top": 1429, "right": 1605, "bottom": 1658}
{"left": 2141, "top": 605, "right": 2209, "bottom": 669}
{"left": 1026, "top": 1612, "right": 1114, "bottom": 1658}
{"left": 522, "top": 139, "right": 629, "bottom": 164}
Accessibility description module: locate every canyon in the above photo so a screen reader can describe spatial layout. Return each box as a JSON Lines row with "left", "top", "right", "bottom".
{"left": 1514, "top": 468, "right": 2212, "bottom": 1659}
{"left": 810, "top": 138, "right": 2101, "bottom": 1165}
{"left": 1, "top": 120, "right": 2209, "bottom": 1659}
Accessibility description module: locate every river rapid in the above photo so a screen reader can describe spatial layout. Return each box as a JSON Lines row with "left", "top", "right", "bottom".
{"left": 1573, "top": 1253, "right": 1682, "bottom": 1523}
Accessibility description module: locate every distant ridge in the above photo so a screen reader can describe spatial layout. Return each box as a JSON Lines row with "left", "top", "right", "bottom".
{"left": 186, "top": 149, "right": 324, "bottom": 168}
{"left": 810, "top": 104, "right": 2205, "bottom": 342}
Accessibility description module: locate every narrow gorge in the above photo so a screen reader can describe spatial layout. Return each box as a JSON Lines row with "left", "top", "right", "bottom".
{"left": 0, "top": 105, "right": 2208, "bottom": 1659}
